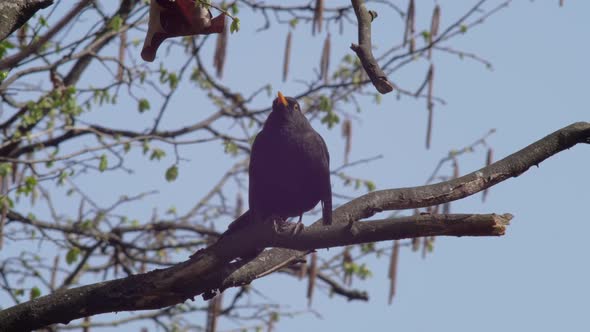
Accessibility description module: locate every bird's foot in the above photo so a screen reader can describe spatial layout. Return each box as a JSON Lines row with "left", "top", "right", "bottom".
{"left": 292, "top": 214, "right": 304, "bottom": 235}
{"left": 271, "top": 217, "right": 291, "bottom": 234}
{"left": 292, "top": 221, "right": 304, "bottom": 235}
{"left": 346, "top": 219, "right": 360, "bottom": 236}
{"left": 271, "top": 218, "right": 304, "bottom": 236}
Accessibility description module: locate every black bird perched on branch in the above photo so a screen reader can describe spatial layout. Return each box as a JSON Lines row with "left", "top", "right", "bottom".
{"left": 225, "top": 92, "right": 332, "bottom": 235}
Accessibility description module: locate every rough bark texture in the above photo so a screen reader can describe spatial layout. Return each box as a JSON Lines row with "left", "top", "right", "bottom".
{"left": 0, "top": 0, "right": 54, "bottom": 42}
{"left": 0, "top": 121, "right": 588, "bottom": 331}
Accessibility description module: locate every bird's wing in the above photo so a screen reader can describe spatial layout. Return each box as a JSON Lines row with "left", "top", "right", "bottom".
{"left": 302, "top": 131, "right": 330, "bottom": 166}
{"left": 306, "top": 131, "right": 333, "bottom": 225}
{"left": 319, "top": 134, "right": 333, "bottom": 225}
{"left": 248, "top": 130, "right": 269, "bottom": 211}
{"left": 318, "top": 132, "right": 330, "bottom": 165}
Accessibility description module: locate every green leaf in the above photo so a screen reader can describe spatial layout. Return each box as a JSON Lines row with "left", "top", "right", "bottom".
{"left": 57, "top": 171, "right": 68, "bottom": 186}
{"left": 357, "top": 263, "right": 372, "bottom": 279}
{"left": 270, "top": 312, "right": 279, "bottom": 322}
{"left": 142, "top": 140, "right": 150, "bottom": 155}
{"left": 165, "top": 165, "right": 178, "bottom": 182}
{"left": 38, "top": 15, "right": 48, "bottom": 27}
{"left": 0, "top": 40, "right": 15, "bottom": 59}
{"left": 460, "top": 24, "right": 468, "bottom": 33}
{"left": 223, "top": 140, "right": 239, "bottom": 156}
{"left": 0, "top": 163, "right": 12, "bottom": 177}
{"left": 360, "top": 242, "right": 375, "bottom": 253}
{"left": 98, "top": 154, "right": 108, "bottom": 172}
{"left": 0, "top": 71, "right": 7, "bottom": 82}
{"left": 343, "top": 261, "right": 356, "bottom": 274}
{"left": 365, "top": 180, "right": 376, "bottom": 192}
{"left": 109, "top": 15, "right": 122, "bottom": 31}
{"left": 80, "top": 219, "right": 93, "bottom": 230}
{"left": 30, "top": 286, "right": 41, "bottom": 300}
{"left": 166, "top": 206, "right": 177, "bottom": 215}
{"left": 17, "top": 176, "right": 38, "bottom": 196}
{"left": 231, "top": 3, "right": 239, "bottom": 15}
{"left": 289, "top": 18, "right": 299, "bottom": 28}
{"left": 374, "top": 93, "right": 382, "bottom": 105}
{"left": 0, "top": 195, "right": 14, "bottom": 209}
{"left": 230, "top": 18, "right": 240, "bottom": 33}
{"left": 66, "top": 247, "right": 81, "bottom": 265}
{"left": 150, "top": 148, "right": 166, "bottom": 161}
{"left": 137, "top": 98, "right": 150, "bottom": 113}
{"left": 320, "top": 111, "right": 340, "bottom": 129}
{"left": 168, "top": 72, "right": 179, "bottom": 89}
{"left": 318, "top": 95, "right": 332, "bottom": 112}
{"left": 426, "top": 239, "right": 434, "bottom": 252}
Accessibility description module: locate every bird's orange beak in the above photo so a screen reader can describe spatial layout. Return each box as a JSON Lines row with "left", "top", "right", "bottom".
{"left": 277, "top": 91, "right": 288, "bottom": 107}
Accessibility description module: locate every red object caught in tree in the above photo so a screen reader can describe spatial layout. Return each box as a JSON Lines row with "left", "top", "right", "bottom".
{"left": 141, "top": 0, "right": 226, "bottom": 62}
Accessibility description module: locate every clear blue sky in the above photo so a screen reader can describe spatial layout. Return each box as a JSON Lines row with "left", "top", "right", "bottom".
{"left": 4, "top": 1, "right": 590, "bottom": 331}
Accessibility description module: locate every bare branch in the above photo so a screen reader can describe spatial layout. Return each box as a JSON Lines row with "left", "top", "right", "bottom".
{"left": 349, "top": 0, "right": 394, "bottom": 94}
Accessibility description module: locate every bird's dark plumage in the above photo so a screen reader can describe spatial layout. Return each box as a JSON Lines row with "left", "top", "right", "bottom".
{"left": 225, "top": 92, "right": 332, "bottom": 235}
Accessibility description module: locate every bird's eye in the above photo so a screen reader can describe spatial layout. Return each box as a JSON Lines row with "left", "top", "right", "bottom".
{"left": 293, "top": 104, "right": 300, "bottom": 112}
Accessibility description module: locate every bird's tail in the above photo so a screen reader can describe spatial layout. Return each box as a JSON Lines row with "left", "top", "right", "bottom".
{"left": 322, "top": 199, "right": 333, "bottom": 225}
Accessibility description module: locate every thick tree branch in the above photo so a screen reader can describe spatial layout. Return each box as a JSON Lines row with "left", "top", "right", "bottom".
{"left": 0, "top": 121, "right": 588, "bottom": 330}
{"left": 0, "top": 0, "right": 89, "bottom": 71}
{"left": 269, "top": 213, "right": 510, "bottom": 250}
{"left": 0, "top": 213, "right": 508, "bottom": 331}
{"left": 0, "top": 0, "right": 54, "bottom": 42}
{"left": 350, "top": 0, "right": 394, "bottom": 94}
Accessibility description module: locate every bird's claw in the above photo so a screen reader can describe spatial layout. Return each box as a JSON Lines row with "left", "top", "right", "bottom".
{"left": 346, "top": 219, "right": 359, "bottom": 236}
{"left": 292, "top": 222, "right": 304, "bottom": 235}
{"left": 271, "top": 218, "right": 304, "bottom": 236}
{"left": 272, "top": 218, "right": 292, "bottom": 234}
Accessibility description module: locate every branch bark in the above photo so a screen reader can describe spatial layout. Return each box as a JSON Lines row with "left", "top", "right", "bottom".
{"left": 0, "top": 213, "right": 509, "bottom": 331}
{"left": 1, "top": 121, "right": 589, "bottom": 331}
{"left": 0, "top": 0, "right": 54, "bottom": 42}
{"left": 350, "top": 0, "right": 394, "bottom": 94}
{"left": 0, "top": 0, "right": 89, "bottom": 71}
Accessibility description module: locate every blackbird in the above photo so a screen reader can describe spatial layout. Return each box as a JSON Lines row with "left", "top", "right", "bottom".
{"left": 225, "top": 92, "right": 332, "bottom": 235}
